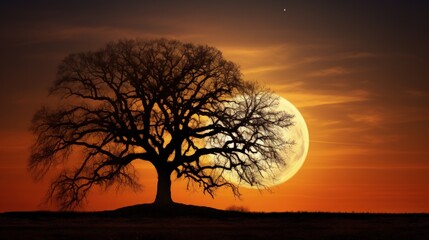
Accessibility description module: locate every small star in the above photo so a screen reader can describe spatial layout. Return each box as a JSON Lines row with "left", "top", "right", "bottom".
{"left": 283, "top": 8, "right": 286, "bottom": 12}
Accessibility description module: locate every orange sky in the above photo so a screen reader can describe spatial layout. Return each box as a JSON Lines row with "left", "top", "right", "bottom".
{"left": 0, "top": 1, "right": 428, "bottom": 213}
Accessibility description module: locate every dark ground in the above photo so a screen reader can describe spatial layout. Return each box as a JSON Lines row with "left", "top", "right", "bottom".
{"left": 1, "top": 203, "right": 428, "bottom": 240}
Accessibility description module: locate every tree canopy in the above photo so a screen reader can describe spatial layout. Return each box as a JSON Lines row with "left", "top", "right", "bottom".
{"left": 29, "top": 39, "right": 293, "bottom": 210}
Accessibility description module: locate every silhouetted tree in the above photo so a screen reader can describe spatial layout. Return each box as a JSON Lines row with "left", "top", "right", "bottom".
{"left": 29, "top": 39, "right": 293, "bottom": 210}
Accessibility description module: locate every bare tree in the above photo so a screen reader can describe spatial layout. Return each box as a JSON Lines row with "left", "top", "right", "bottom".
{"left": 29, "top": 39, "right": 293, "bottom": 210}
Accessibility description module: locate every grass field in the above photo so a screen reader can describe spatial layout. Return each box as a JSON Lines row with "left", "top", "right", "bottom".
{"left": 1, "top": 204, "right": 428, "bottom": 240}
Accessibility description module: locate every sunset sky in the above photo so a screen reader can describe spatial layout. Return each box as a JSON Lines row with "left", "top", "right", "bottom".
{"left": 1, "top": 1, "right": 428, "bottom": 213}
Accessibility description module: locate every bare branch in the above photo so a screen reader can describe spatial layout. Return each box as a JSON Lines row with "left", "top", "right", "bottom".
{"left": 29, "top": 39, "right": 293, "bottom": 209}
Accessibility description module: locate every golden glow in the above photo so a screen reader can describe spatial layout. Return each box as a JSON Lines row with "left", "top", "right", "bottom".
{"left": 268, "top": 96, "right": 309, "bottom": 186}
{"left": 210, "top": 95, "right": 310, "bottom": 188}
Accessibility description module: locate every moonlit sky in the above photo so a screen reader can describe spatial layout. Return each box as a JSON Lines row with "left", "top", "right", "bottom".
{"left": 1, "top": 0, "right": 428, "bottom": 212}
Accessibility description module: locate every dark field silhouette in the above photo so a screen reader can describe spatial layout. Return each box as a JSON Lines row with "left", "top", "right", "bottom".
{"left": 1, "top": 204, "right": 428, "bottom": 240}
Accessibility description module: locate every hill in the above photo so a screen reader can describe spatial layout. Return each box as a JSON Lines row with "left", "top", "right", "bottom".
{"left": 1, "top": 203, "right": 428, "bottom": 240}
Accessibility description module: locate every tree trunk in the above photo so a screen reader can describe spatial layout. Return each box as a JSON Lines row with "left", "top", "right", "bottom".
{"left": 154, "top": 168, "right": 173, "bottom": 205}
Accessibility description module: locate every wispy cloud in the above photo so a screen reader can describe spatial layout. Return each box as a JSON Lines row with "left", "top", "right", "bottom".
{"left": 280, "top": 90, "right": 370, "bottom": 108}
{"left": 348, "top": 113, "right": 384, "bottom": 126}
{"left": 307, "top": 66, "right": 350, "bottom": 77}
{"left": 14, "top": 23, "right": 207, "bottom": 48}
{"left": 242, "top": 65, "right": 287, "bottom": 74}
{"left": 406, "top": 89, "right": 429, "bottom": 97}
{"left": 310, "top": 140, "right": 364, "bottom": 146}
{"left": 294, "top": 51, "right": 378, "bottom": 66}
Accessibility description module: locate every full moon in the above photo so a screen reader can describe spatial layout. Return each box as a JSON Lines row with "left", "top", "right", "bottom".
{"left": 211, "top": 95, "right": 309, "bottom": 188}
{"left": 259, "top": 96, "right": 309, "bottom": 187}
